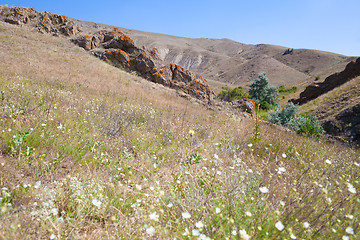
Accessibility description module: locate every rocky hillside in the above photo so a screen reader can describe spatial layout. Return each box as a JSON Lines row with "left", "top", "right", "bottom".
{"left": 298, "top": 59, "right": 360, "bottom": 146}
{"left": 68, "top": 18, "right": 357, "bottom": 90}
{"left": 0, "top": 6, "right": 215, "bottom": 104}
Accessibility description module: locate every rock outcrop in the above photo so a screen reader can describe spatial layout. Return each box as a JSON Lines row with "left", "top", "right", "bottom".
{"left": 0, "top": 6, "right": 80, "bottom": 36}
{"left": 232, "top": 98, "right": 255, "bottom": 117}
{"left": 71, "top": 28, "right": 215, "bottom": 104}
{"left": 0, "top": 6, "right": 215, "bottom": 104}
{"left": 292, "top": 58, "right": 360, "bottom": 105}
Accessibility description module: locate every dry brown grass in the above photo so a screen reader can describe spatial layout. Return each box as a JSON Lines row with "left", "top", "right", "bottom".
{"left": 0, "top": 21, "right": 359, "bottom": 240}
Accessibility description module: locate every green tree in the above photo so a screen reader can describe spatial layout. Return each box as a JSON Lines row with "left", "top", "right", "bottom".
{"left": 249, "top": 73, "right": 279, "bottom": 110}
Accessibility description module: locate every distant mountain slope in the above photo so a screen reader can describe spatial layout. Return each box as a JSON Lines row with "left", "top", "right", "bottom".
{"left": 71, "top": 18, "right": 356, "bottom": 89}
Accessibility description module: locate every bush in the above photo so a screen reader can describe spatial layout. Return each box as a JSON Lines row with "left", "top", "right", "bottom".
{"left": 269, "top": 102, "right": 324, "bottom": 138}
{"left": 217, "top": 86, "right": 249, "bottom": 102}
{"left": 278, "top": 85, "right": 298, "bottom": 94}
{"left": 249, "top": 73, "right": 279, "bottom": 110}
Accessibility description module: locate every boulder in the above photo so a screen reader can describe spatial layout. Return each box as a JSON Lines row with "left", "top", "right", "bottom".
{"left": 103, "top": 49, "right": 130, "bottom": 67}
{"left": 0, "top": 6, "right": 80, "bottom": 36}
{"left": 232, "top": 98, "right": 255, "bottom": 116}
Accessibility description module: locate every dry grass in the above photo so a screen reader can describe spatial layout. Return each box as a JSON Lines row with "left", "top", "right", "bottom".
{"left": 0, "top": 21, "right": 359, "bottom": 240}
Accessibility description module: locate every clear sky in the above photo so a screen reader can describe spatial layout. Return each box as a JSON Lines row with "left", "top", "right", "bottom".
{"left": 2, "top": 0, "right": 360, "bottom": 56}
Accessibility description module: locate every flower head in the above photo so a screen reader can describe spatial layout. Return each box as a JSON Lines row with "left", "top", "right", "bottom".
{"left": 182, "top": 212, "right": 191, "bottom": 219}
{"left": 149, "top": 212, "right": 159, "bottom": 221}
{"left": 92, "top": 198, "right": 102, "bottom": 208}
{"left": 239, "top": 229, "right": 251, "bottom": 240}
{"left": 215, "top": 207, "right": 221, "bottom": 214}
{"left": 347, "top": 183, "right": 357, "bottom": 194}
{"left": 259, "top": 186, "right": 269, "bottom": 193}
{"left": 275, "top": 221, "right": 285, "bottom": 231}
{"left": 188, "top": 129, "right": 195, "bottom": 136}
{"left": 146, "top": 226, "right": 155, "bottom": 235}
{"left": 195, "top": 221, "right": 204, "bottom": 228}
{"left": 346, "top": 227, "right": 354, "bottom": 235}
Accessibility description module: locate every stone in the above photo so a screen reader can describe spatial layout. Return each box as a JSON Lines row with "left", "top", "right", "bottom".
{"left": 232, "top": 98, "right": 255, "bottom": 116}
{"left": 0, "top": 6, "right": 80, "bottom": 36}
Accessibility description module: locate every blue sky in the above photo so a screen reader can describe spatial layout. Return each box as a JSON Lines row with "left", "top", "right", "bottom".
{"left": 2, "top": 0, "right": 360, "bottom": 56}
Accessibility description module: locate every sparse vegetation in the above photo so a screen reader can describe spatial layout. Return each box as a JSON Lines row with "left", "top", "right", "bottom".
{"left": 278, "top": 85, "right": 298, "bottom": 95}
{"left": 268, "top": 102, "right": 324, "bottom": 138}
{"left": 217, "top": 86, "right": 249, "bottom": 102}
{"left": 0, "top": 20, "right": 359, "bottom": 240}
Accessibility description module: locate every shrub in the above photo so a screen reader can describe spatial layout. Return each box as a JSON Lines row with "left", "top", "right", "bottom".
{"left": 217, "top": 86, "right": 249, "bottom": 102}
{"left": 278, "top": 85, "right": 298, "bottom": 94}
{"left": 249, "top": 73, "right": 279, "bottom": 110}
{"left": 269, "top": 102, "right": 324, "bottom": 138}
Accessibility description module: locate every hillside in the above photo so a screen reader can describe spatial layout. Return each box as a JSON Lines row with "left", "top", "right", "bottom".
{"left": 70, "top": 19, "right": 356, "bottom": 92}
{"left": 300, "top": 75, "right": 360, "bottom": 145}
{"left": 0, "top": 6, "right": 360, "bottom": 240}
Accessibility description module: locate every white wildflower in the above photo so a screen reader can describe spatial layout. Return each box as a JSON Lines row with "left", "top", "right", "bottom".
{"left": 303, "top": 222, "right": 310, "bottom": 229}
{"left": 279, "top": 200, "right": 285, "bottom": 206}
{"left": 149, "top": 212, "right": 159, "bottom": 221}
{"left": 282, "top": 153, "right": 287, "bottom": 158}
{"left": 290, "top": 233, "right": 296, "bottom": 239}
{"left": 214, "top": 154, "right": 219, "bottom": 159}
{"left": 347, "top": 183, "right": 357, "bottom": 194}
{"left": 275, "top": 221, "right": 285, "bottom": 231}
{"left": 50, "top": 208, "right": 58, "bottom": 216}
{"left": 342, "top": 236, "right": 349, "bottom": 240}
{"left": 239, "top": 229, "right": 251, "bottom": 240}
{"left": 277, "top": 167, "right": 286, "bottom": 174}
{"left": 345, "top": 227, "right": 354, "bottom": 235}
{"left": 192, "top": 229, "right": 201, "bottom": 236}
{"left": 92, "top": 198, "right": 102, "bottom": 208}
{"left": 216, "top": 170, "right": 222, "bottom": 175}
{"left": 232, "top": 230, "right": 237, "bottom": 235}
{"left": 41, "top": 123, "right": 46, "bottom": 127}
{"left": 49, "top": 233, "right": 56, "bottom": 239}
{"left": 345, "top": 215, "right": 354, "bottom": 219}
{"left": 182, "top": 212, "right": 191, "bottom": 219}
{"left": 245, "top": 211, "right": 252, "bottom": 217}
{"left": 259, "top": 187, "right": 269, "bottom": 193}
{"left": 247, "top": 143, "right": 253, "bottom": 148}
{"left": 325, "top": 159, "right": 332, "bottom": 164}
{"left": 199, "top": 233, "right": 211, "bottom": 240}
{"left": 34, "top": 181, "right": 41, "bottom": 189}
{"left": 215, "top": 207, "right": 221, "bottom": 214}
{"left": 167, "top": 202, "right": 173, "bottom": 208}
{"left": 195, "top": 221, "right": 204, "bottom": 228}
{"left": 57, "top": 123, "right": 63, "bottom": 129}
{"left": 135, "top": 184, "right": 142, "bottom": 190}
{"left": 146, "top": 226, "right": 155, "bottom": 235}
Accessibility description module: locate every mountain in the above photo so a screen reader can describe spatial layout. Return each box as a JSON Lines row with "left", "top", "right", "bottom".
{"left": 70, "top": 19, "right": 356, "bottom": 92}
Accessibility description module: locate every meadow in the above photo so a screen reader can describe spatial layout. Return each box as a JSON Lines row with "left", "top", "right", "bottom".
{"left": 0, "top": 22, "right": 359, "bottom": 239}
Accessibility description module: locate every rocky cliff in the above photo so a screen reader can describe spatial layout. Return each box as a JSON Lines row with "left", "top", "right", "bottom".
{"left": 71, "top": 28, "right": 215, "bottom": 104}
{"left": 0, "top": 6, "right": 215, "bottom": 104}
{"left": 292, "top": 58, "right": 360, "bottom": 105}
{"left": 0, "top": 6, "right": 80, "bottom": 36}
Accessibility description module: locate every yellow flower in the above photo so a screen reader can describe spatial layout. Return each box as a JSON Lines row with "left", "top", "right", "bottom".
{"left": 188, "top": 129, "right": 195, "bottom": 136}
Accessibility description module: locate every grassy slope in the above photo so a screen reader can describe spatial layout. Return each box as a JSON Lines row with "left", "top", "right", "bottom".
{"left": 300, "top": 76, "right": 360, "bottom": 122}
{"left": 0, "top": 22, "right": 359, "bottom": 239}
